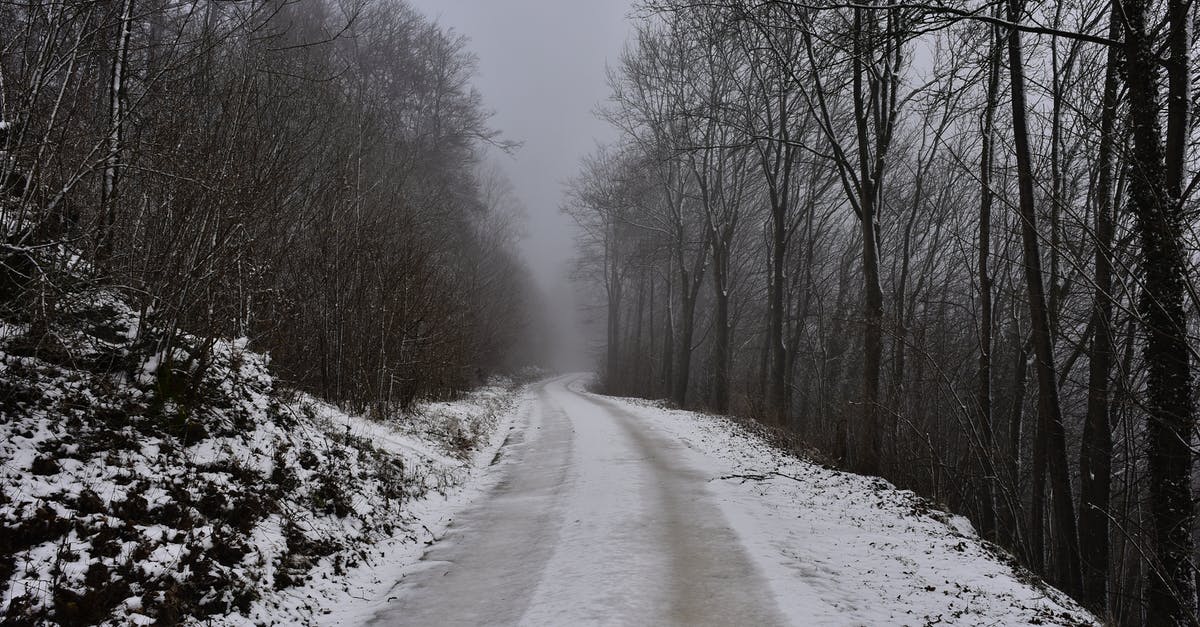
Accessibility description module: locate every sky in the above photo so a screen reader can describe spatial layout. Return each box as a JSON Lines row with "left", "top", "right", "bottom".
{"left": 406, "top": 0, "right": 635, "bottom": 289}
{"left": 406, "top": 0, "right": 636, "bottom": 367}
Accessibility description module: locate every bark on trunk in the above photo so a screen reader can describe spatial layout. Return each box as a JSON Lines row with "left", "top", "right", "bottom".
{"left": 606, "top": 281, "right": 622, "bottom": 391}
{"left": 100, "top": 0, "right": 135, "bottom": 261}
{"left": 712, "top": 260, "right": 731, "bottom": 412}
{"left": 1121, "top": 0, "right": 1198, "bottom": 620}
{"left": 673, "top": 285, "right": 696, "bottom": 406}
{"left": 859, "top": 210, "right": 885, "bottom": 476}
{"left": 1078, "top": 5, "right": 1121, "bottom": 614}
{"left": 673, "top": 242, "right": 707, "bottom": 407}
{"left": 976, "top": 16, "right": 1001, "bottom": 541}
{"left": 661, "top": 274, "right": 675, "bottom": 396}
{"left": 852, "top": 6, "right": 885, "bottom": 476}
{"left": 605, "top": 220, "right": 623, "bottom": 392}
{"left": 768, "top": 200, "right": 788, "bottom": 422}
{"left": 1006, "top": 328, "right": 1029, "bottom": 554}
{"left": 1005, "top": 0, "right": 1082, "bottom": 596}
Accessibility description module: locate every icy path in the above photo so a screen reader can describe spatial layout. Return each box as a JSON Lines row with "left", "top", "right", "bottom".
{"left": 368, "top": 375, "right": 784, "bottom": 626}
{"left": 367, "top": 374, "right": 1094, "bottom": 626}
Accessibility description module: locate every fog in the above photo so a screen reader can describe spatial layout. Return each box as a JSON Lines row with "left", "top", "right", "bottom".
{"left": 406, "top": 0, "right": 635, "bottom": 369}
{"left": 2, "top": 0, "right": 1189, "bottom": 622}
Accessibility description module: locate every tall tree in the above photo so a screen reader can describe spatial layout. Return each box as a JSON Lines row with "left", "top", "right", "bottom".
{"left": 1120, "top": 0, "right": 1198, "bottom": 621}
{"left": 976, "top": 15, "right": 1002, "bottom": 542}
{"left": 99, "top": 0, "right": 135, "bottom": 261}
{"left": 1078, "top": 2, "right": 1121, "bottom": 613}
{"left": 734, "top": 8, "right": 805, "bottom": 423}
{"left": 1004, "top": 0, "right": 1082, "bottom": 596}
{"left": 795, "top": 1, "right": 905, "bottom": 473}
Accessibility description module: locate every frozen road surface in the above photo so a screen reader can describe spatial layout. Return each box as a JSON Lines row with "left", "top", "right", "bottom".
{"left": 367, "top": 375, "right": 1095, "bottom": 626}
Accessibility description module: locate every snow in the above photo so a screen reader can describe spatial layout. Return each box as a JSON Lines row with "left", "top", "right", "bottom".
{"left": 1, "top": 366, "right": 528, "bottom": 625}
{"left": 0, "top": 281, "right": 1096, "bottom": 627}
{"left": 593, "top": 380, "right": 1097, "bottom": 626}
{"left": 237, "top": 389, "right": 530, "bottom": 626}
{"left": 367, "top": 374, "right": 1094, "bottom": 627}
{"left": 0, "top": 286, "right": 535, "bottom": 625}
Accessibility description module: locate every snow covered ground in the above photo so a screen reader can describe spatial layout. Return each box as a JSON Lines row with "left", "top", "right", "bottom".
{"left": 0, "top": 287, "right": 535, "bottom": 625}
{"left": 370, "top": 374, "right": 1096, "bottom": 627}
{"left": 249, "top": 388, "right": 532, "bottom": 626}
{"left": 602, "top": 385, "right": 1097, "bottom": 626}
{"left": 2, "top": 324, "right": 1097, "bottom": 627}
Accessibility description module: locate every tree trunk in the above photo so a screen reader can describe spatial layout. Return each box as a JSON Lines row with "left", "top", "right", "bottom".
{"left": 712, "top": 252, "right": 731, "bottom": 412}
{"left": 605, "top": 223, "right": 623, "bottom": 392}
{"left": 633, "top": 272, "right": 646, "bottom": 393}
{"left": 1031, "top": 416, "right": 1046, "bottom": 572}
{"left": 976, "top": 16, "right": 1000, "bottom": 541}
{"left": 853, "top": 6, "right": 885, "bottom": 476}
{"left": 1005, "top": 0, "right": 1082, "bottom": 596}
{"left": 100, "top": 0, "right": 135, "bottom": 261}
{"left": 606, "top": 281, "right": 622, "bottom": 391}
{"left": 673, "top": 282, "right": 697, "bottom": 406}
{"left": 1006, "top": 325, "right": 1029, "bottom": 554}
{"left": 1121, "top": 0, "right": 1198, "bottom": 621}
{"left": 661, "top": 273, "right": 675, "bottom": 396}
{"left": 859, "top": 208, "right": 885, "bottom": 477}
{"left": 674, "top": 240, "right": 707, "bottom": 407}
{"left": 1078, "top": 5, "right": 1120, "bottom": 614}
{"left": 647, "top": 273, "right": 656, "bottom": 396}
{"left": 768, "top": 200, "right": 788, "bottom": 423}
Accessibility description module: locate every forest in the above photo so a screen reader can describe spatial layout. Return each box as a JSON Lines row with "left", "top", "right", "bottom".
{"left": 0, "top": 0, "right": 539, "bottom": 412}
{"left": 2, "top": 0, "right": 1197, "bottom": 623}
{"left": 0, "top": 1, "right": 557, "bottom": 621}
{"left": 567, "top": 0, "right": 1199, "bottom": 623}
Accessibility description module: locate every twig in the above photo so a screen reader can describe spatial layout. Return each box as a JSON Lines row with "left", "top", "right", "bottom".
{"left": 717, "top": 470, "right": 806, "bottom": 483}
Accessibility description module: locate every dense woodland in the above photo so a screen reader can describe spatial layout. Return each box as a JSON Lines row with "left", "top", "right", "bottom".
{"left": 0, "top": 0, "right": 539, "bottom": 412}
{"left": 568, "top": 0, "right": 1198, "bottom": 623}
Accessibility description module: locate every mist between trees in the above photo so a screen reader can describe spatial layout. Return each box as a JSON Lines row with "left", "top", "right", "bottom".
{"left": 565, "top": 1, "right": 1198, "bottom": 624}
{"left": 0, "top": 0, "right": 544, "bottom": 413}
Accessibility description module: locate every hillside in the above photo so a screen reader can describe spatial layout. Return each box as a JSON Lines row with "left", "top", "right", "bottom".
{"left": 0, "top": 288, "right": 526, "bottom": 625}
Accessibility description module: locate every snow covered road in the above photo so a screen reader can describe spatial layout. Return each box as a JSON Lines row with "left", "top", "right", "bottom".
{"left": 367, "top": 374, "right": 1094, "bottom": 626}
{"left": 369, "top": 374, "right": 785, "bottom": 626}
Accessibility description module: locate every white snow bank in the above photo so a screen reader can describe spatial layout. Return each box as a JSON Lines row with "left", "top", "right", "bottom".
{"left": 588, "top": 385, "right": 1097, "bottom": 627}
{"left": 238, "top": 386, "right": 531, "bottom": 626}
{"left": 0, "top": 286, "right": 534, "bottom": 626}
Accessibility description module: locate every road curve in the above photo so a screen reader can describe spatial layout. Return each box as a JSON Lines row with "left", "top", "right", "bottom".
{"left": 367, "top": 374, "right": 786, "bottom": 626}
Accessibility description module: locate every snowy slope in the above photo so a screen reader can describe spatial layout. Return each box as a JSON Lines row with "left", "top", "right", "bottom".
{"left": 244, "top": 389, "right": 532, "bottom": 626}
{"left": 590, "top": 383, "right": 1097, "bottom": 627}
{"left": 0, "top": 287, "right": 532, "bottom": 626}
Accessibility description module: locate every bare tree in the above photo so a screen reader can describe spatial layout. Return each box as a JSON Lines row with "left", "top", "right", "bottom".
{"left": 1120, "top": 0, "right": 1198, "bottom": 620}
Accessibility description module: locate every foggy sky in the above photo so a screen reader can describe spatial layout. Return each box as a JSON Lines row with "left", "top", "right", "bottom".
{"left": 406, "top": 0, "right": 635, "bottom": 290}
